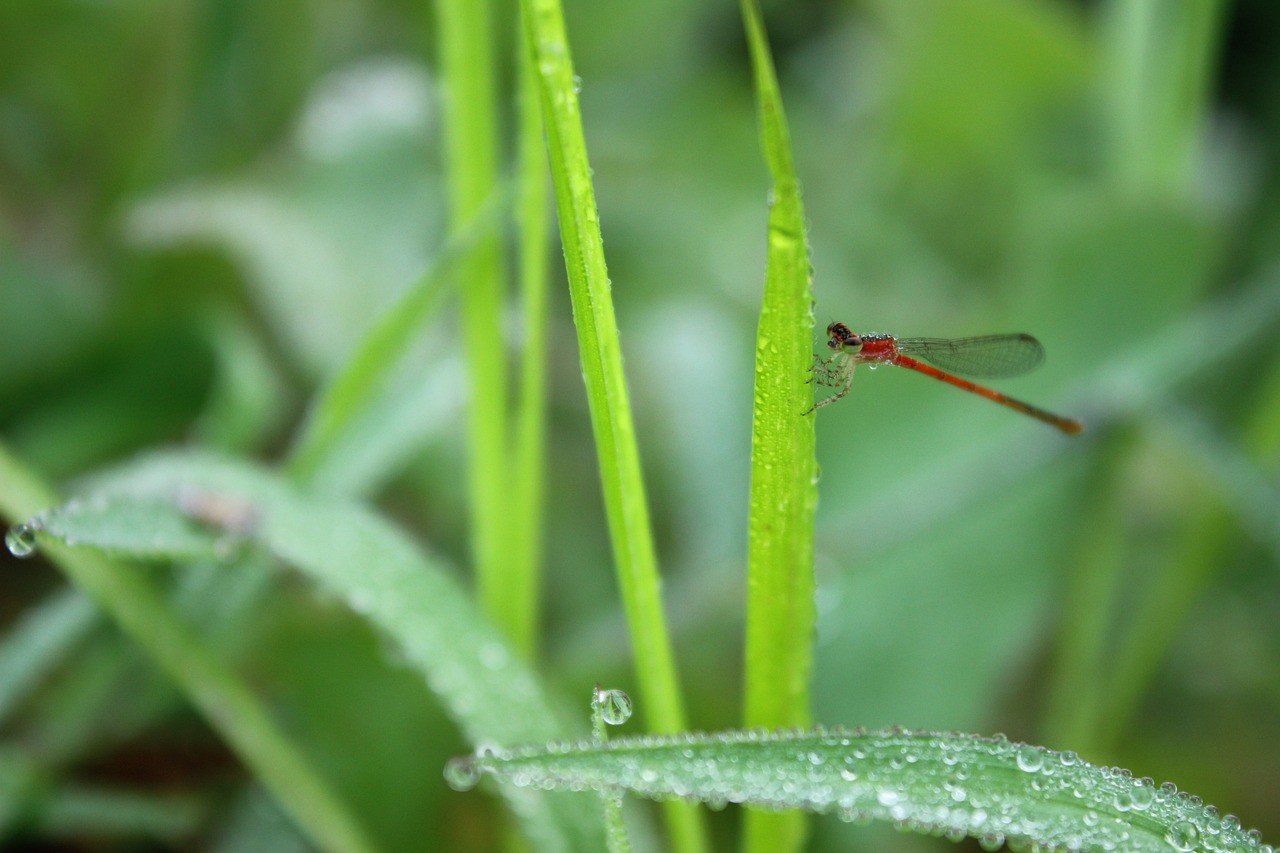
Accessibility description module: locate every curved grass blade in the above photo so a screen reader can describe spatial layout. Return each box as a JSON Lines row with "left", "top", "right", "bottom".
{"left": 457, "top": 726, "right": 1270, "bottom": 853}
{"left": 0, "top": 445, "right": 379, "bottom": 853}
{"left": 9, "top": 450, "right": 602, "bottom": 852}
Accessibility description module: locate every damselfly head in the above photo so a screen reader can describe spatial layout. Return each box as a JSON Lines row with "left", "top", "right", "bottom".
{"left": 825, "top": 322, "right": 862, "bottom": 353}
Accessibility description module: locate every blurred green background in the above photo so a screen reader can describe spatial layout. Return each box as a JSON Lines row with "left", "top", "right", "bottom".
{"left": 1, "top": 0, "right": 1278, "bottom": 850}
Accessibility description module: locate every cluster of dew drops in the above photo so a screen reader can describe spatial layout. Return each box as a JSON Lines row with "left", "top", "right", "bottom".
{"left": 443, "top": 704, "right": 1272, "bottom": 853}
{"left": 444, "top": 686, "right": 633, "bottom": 793}
{"left": 8, "top": 505, "right": 1270, "bottom": 853}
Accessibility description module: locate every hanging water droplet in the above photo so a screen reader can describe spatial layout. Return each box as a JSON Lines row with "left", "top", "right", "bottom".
{"left": 5, "top": 524, "right": 36, "bottom": 558}
{"left": 977, "top": 833, "right": 1004, "bottom": 852}
{"left": 1165, "top": 820, "right": 1198, "bottom": 851}
{"left": 597, "top": 688, "right": 633, "bottom": 725}
{"left": 443, "top": 757, "right": 482, "bottom": 791}
{"left": 571, "top": 74, "right": 582, "bottom": 93}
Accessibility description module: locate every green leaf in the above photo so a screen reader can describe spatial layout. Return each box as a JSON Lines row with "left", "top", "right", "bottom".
{"left": 519, "top": 0, "right": 708, "bottom": 849}
{"left": 0, "top": 590, "right": 96, "bottom": 724}
{"left": 284, "top": 187, "right": 508, "bottom": 487}
{"left": 738, "top": 0, "right": 818, "bottom": 850}
{"left": 0, "top": 445, "right": 380, "bottom": 853}
{"left": 460, "top": 727, "right": 1271, "bottom": 853}
{"left": 436, "top": 0, "right": 511, "bottom": 638}
{"left": 15, "top": 450, "right": 603, "bottom": 853}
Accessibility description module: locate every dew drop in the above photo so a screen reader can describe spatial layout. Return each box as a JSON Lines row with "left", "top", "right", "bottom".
{"left": 1129, "top": 783, "right": 1154, "bottom": 811}
{"left": 5, "top": 524, "right": 37, "bottom": 558}
{"left": 444, "top": 757, "right": 481, "bottom": 791}
{"left": 1165, "top": 820, "right": 1198, "bottom": 851}
{"left": 597, "top": 688, "right": 633, "bottom": 725}
{"left": 978, "top": 833, "right": 1005, "bottom": 852}
{"left": 1015, "top": 746, "right": 1044, "bottom": 772}
{"left": 876, "top": 789, "right": 902, "bottom": 807}
{"left": 572, "top": 74, "right": 582, "bottom": 93}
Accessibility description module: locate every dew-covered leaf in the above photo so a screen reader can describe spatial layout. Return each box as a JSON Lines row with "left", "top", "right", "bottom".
{"left": 23, "top": 451, "right": 602, "bottom": 852}
{"left": 458, "top": 726, "right": 1269, "bottom": 853}
{"left": 27, "top": 494, "right": 233, "bottom": 562}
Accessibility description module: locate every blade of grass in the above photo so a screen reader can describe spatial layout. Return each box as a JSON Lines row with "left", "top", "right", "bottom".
{"left": 18, "top": 450, "right": 605, "bottom": 851}
{"left": 1102, "top": 0, "right": 1227, "bottom": 195}
{"left": 737, "top": 2, "right": 819, "bottom": 852}
{"left": 437, "top": 0, "right": 512, "bottom": 635}
{"left": 284, "top": 190, "right": 507, "bottom": 486}
{"left": 1041, "top": 431, "right": 1138, "bottom": 753}
{"left": 507, "top": 30, "right": 553, "bottom": 659}
{"left": 518, "top": 2, "right": 708, "bottom": 851}
{"left": 1096, "top": 364, "right": 1280, "bottom": 748}
{"left": 0, "top": 443, "right": 379, "bottom": 853}
{"left": 460, "top": 727, "right": 1272, "bottom": 853}
{"left": 0, "top": 590, "right": 96, "bottom": 724}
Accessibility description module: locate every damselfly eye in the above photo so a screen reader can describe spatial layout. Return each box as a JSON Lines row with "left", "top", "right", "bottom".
{"left": 825, "top": 323, "right": 863, "bottom": 353}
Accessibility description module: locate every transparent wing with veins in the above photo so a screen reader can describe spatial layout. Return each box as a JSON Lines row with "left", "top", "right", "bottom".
{"left": 895, "top": 334, "right": 1044, "bottom": 378}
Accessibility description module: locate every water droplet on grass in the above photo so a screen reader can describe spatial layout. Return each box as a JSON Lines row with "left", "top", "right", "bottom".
{"left": 597, "top": 688, "right": 633, "bottom": 725}
{"left": 1015, "top": 746, "right": 1044, "bottom": 772}
{"left": 6, "top": 524, "right": 37, "bottom": 558}
{"left": 1165, "top": 821, "right": 1198, "bottom": 851}
{"left": 444, "top": 758, "right": 481, "bottom": 791}
{"left": 1129, "top": 782, "right": 1154, "bottom": 811}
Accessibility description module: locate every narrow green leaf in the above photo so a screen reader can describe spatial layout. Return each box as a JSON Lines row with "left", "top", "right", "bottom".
{"left": 0, "top": 590, "right": 96, "bottom": 723}
{"left": 461, "top": 727, "right": 1271, "bottom": 853}
{"left": 738, "top": 1, "right": 818, "bottom": 851}
{"left": 519, "top": 0, "right": 708, "bottom": 850}
{"left": 31, "top": 784, "right": 205, "bottom": 841}
{"left": 285, "top": 190, "right": 507, "bottom": 486}
{"left": 506, "top": 25, "right": 554, "bottom": 658}
{"left": 0, "top": 444, "right": 380, "bottom": 853}
{"left": 436, "top": 0, "right": 512, "bottom": 634}
{"left": 8, "top": 450, "right": 603, "bottom": 852}
{"left": 1102, "top": 0, "right": 1228, "bottom": 194}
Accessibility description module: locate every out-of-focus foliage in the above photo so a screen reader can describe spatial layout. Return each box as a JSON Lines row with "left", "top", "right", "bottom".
{"left": 0, "top": 0, "right": 1277, "bottom": 850}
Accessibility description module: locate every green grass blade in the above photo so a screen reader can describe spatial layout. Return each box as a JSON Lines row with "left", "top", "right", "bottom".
{"left": 506, "top": 29, "right": 553, "bottom": 659}
{"left": 284, "top": 192, "right": 507, "bottom": 486}
{"left": 10, "top": 449, "right": 604, "bottom": 851}
{"left": 738, "top": 1, "right": 818, "bottom": 851}
{"left": 459, "top": 727, "right": 1271, "bottom": 853}
{"left": 437, "top": 0, "right": 512, "bottom": 634}
{"left": 1097, "top": 362, "right": 1280, "bottom": 747}
{"left": 0, "top": 444, "right": 380, "bottom": 853}
{"left": 1102, "top": 0, "right": 1228, "bottom": 194}
{"left": 518, "top": 2, "right": 708, "bottom": 851}
{"left": 0, "top": 590, "right": 95, "bottom": 724}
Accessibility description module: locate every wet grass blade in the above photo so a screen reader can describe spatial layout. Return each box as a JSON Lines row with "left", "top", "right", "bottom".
{"left": 738, "top": 1, "right": 819, "bottom": 850}
{"left": 518, "top": 0, "right": 708, "bottom": 850}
